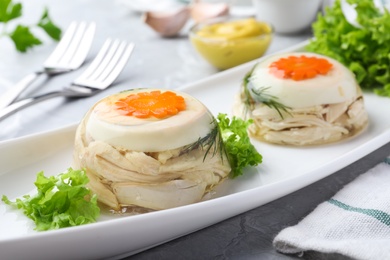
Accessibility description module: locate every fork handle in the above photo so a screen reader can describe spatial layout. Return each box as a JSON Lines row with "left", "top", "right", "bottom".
{"left": 0, "top": 90, "right": 70, "bottom": 121}
{"left": 0, "top": 71, "right": 44, "bottom": 110}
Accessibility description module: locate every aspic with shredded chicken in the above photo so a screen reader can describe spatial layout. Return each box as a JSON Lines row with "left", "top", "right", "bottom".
{"left": 73, "top": 89, "right": 231, "bottom": 211}
{"left": 233, "top": 52, "right": 368, "bottom": 146}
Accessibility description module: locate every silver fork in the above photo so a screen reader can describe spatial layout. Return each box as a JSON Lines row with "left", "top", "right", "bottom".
{"left": 0, "top": 39, "right": 135, "bottom": 121}
{"left": 0, "top": 21, "right": 96, "bottom": 110}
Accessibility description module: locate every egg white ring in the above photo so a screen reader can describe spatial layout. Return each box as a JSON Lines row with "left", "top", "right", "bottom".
{"left": 85, "top": 89, "right": 215, "bottom": 152}
{"left": 249, "top": 52, "right": 359, "bottom": 108}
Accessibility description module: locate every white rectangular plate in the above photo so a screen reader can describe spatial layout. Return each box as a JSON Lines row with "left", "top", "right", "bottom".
{"left": 1, "top": 41, "right": 390, "bottom": 260}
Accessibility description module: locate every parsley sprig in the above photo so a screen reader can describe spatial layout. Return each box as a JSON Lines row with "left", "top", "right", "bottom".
{"left": 0, "top": 0, "right": 61, "bottom": 52}
{"left": 180, "top": 113, "right": 263, "bottom": 178}
{"left": 217, "top": 113, "right": 262, "bottom": 178}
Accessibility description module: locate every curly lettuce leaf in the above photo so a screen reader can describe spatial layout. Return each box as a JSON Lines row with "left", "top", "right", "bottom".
{"left": 1, "top": 168, "right": 100, "bottom": 231}
{"left": 217, "top": 113, "right": 262, "bottom": 178}
{"left": 306, "top": 0, "right": 390, "bottom": 97}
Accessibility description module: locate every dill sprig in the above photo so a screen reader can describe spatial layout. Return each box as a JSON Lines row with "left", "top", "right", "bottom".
{"left": 250, "top": 87, "right": 291, "bottom": 119}
{"left": 242, "top": 66, "right": 291, "bottom": 119}
{"left": 180, "top": 122, "right": 224, "bottom": 162}
{"left": 242, "top": 65, "right": 256, "bottom": 110}
{"left": 180, "top": 114, "right": 263, "bottom": 178}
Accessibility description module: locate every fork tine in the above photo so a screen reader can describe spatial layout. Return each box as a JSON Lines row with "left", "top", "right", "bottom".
{"left": 67, "top": 22, "right": 96, "bottom": 69}
{"left": 73, "top": 39, "right": 135, "bottom": 89}
{"left": 51, "top": 22, "right": 87, "bottom": 67}
{"left": 74, "top": 39, "right": 113, "bottom": 82}
{"left": 96, "top": 42, "right": 135, "bottom": 87}
{"left": 94, "top": 40, "right": 128, "bottom": 82}
{"left": 43, "top": 21, "right": 96, "bottom": 70}
{"left": 44, "top": 21, "right": 79, "bottom": 66}
{"left": 87, "top": 39, "right": 121, "bottom": 81}
{"left": 57, "top": 22, "right": 96, "bottom": 69}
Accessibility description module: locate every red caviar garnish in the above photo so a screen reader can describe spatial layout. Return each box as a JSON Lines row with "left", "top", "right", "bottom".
{"left": 115, "top": 90, "right": 186, "bottom": 119}
{"left": 269, "top": 55, "right": 333, "bottom": 81}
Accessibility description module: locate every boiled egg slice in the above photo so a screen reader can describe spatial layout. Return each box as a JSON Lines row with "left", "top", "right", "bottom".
{"left": 85, "top": 89, "right": 215, "bottom": 152}
{"left": 249, "top": 52, "right": 359, "bottom": 108}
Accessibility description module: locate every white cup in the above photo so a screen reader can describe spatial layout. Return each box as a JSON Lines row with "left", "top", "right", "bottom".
{"left": 252, "top": 0, "right": 323, "bottom": 34}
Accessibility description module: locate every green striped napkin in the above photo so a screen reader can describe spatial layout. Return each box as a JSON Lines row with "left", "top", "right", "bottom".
{"left": 273, "top": 158, "right": 390, "bottom": 260}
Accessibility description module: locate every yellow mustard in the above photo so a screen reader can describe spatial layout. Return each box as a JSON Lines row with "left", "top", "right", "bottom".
{"left": 190, "top": 18, "right": 273, "bottom": 70}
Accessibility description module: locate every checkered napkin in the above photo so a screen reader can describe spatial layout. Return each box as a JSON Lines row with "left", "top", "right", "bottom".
{"left": 273, "top": 157, "right": 390, "bottom": 260}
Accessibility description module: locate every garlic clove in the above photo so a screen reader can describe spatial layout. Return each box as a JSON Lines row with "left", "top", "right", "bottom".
{"left": 191, "top": 2, "right": 230, "bottom": 23}
{"left": 143, "top": 7, "right": 190, "bottom": 37}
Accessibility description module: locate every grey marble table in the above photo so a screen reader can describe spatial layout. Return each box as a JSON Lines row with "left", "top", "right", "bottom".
{"left": 0, "top": 0, "right": 388, "bottom": 259}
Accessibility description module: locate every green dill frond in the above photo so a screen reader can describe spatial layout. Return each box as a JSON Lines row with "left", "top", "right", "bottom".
{"left": 251, "top": 87, "right": 291, "bottom": 119}
{"left": 180, "top": 122, "right": 224, "bottom": 162}
{"left": 243, "top": 82, "right": 254, "bottom": 112}
{"left": 242, "top": 64, "right": 291, "bottom": 119}
{"left": 243, "top": 65, "right": 256, "bottom": 89}
{"left": 242, "top": 65, "right": 257, "bottom": 113}
{"left": 202, "top": 125, "right": 223, "bottom": 162}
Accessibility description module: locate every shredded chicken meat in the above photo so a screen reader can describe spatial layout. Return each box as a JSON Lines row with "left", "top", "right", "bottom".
{"left": 73, "top": 111, "right": 231, "bottom": 211}
{"left": 233, "top": 85, "right": 369, "bottom": 146}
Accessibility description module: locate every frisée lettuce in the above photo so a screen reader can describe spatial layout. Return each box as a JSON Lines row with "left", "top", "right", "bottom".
{"left": 1, "top": 168, "right": 100, "bottom": 231}
{"left": 306, "top": 0, "right": 390, "bottom": 97}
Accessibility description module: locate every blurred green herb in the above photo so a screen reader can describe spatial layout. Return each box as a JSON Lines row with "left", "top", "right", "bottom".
{"left": 0, "top": 0, "right": 61, "bottom": 52}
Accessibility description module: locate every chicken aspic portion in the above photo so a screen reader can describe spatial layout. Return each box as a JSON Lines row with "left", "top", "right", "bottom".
{"left": 73, "top": 89, "right": 230, "bottom": 211}
{"left": 233, "top": 52, "right": 369, "bottom": 146}
{"left": 234, "top": 90, "right": 367, "bottom": 145}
